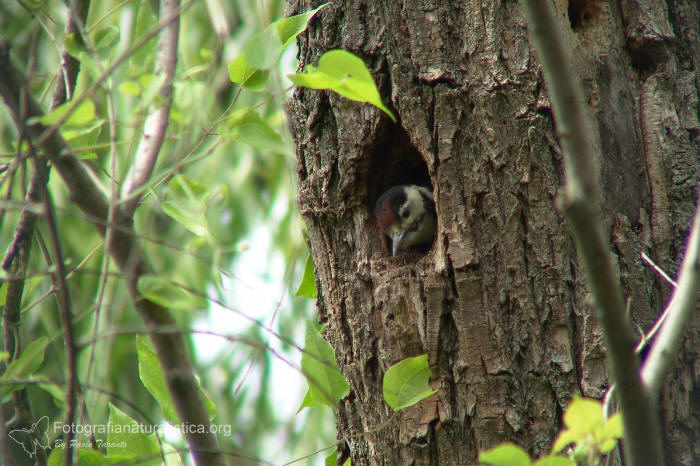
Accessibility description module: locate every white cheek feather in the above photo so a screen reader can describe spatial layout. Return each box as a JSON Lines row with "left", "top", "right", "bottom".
{"left": 398, "top": 186, "right": 435, "bottom": 249}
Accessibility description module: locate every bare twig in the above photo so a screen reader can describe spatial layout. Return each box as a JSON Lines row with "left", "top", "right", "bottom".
{"left": 32, "top": 0, "right": 196, "bottom": 151}
{"left": 641, "top": 198, "right": 700, "bottom": 397}
{"left": 1, "top": 155, "right": 46, "bottom": 437}
{"left": 521, "top": 2, "right": 664, "bottom": 465}
{"left": 641, "top": 252, "right": 678, "bottom": 287}
{"left": 34, "top": 176, "right": 79, "bottom": 465}
{"left": 0, "top": 0, "right": 91, "bottom": 445}
{"left": 120, "top": 0, "right": 181, "bottom": 213}
{"left": 0, "top": 41, "right": 225, "bottom": 466}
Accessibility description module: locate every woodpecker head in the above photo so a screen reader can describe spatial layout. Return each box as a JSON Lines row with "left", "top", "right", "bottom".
{"left": 374, "top": 185, "right": 436, "bottom": 256}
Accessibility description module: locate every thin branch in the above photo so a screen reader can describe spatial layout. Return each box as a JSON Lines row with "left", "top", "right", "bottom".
{"left": 120, "top": 0, "right": 181, "bottom": 214}
{"left": 521, "top": 2, "right": 664, "bottom": 465}
{"left": 0, "top": 400, "right": 14, "bottom": 466}
{"left": 641, "top": 197, "right": 700, "bottom": 397}
{"left": 0, "top": 41, "right": 225, "bottom": 466}
{"left": 1, "top": 155, "right": 46, "bottom": 436}
{"left": 34, "top": 174, "right": 79, "bottom": 466}
{"left": 33, "top": 0, "right": 196, "bottom": 152}
{"left": 641, "top": 252, "right": 678, "bottom": 287}
{"left": 50, "top": 0, "right": 90, "bottom": 107}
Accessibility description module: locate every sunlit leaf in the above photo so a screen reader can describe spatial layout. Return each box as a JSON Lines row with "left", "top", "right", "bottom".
{"left": 136, "top": 275, "right": 207, "bottom": 311}
{"left": 301, "top": 323, "right": 349, "bottom": 407}
{"left": 243, "top": 24, "right": 284, "bottom": 70}
{"left": 1, "top": 337, "right": 49, "bottom": 399}
{"left": 552, "top": 397, "right": 621, "bottom": 454}
{"left": 382, "top": 354, "right": 436, "bottom": 411}
{"left": 107, "top": 403, "right": 162, "bottom": 466}
{"left": 94, "top": 25, "right": 120, "bottom": 50}
{"left": 222, "top": 110, "right": 289, "bottom": 154}
{"left": 563, "top": 396, "right": 604, "bottom": 432}
{"left": 63, "top": 33, "right": 87, "bottom": 59}
{"left": 478, "top": 443, "right": 532, "bottom": 466}
{"left": 60, "top": 118, "right": 105, "bottom": 141}
{"left": 227, "top": 3, "right": 328, "bottom": 89}
{"left": 551, "top": 429, "right": 580, "bottom": 454}
{"left": 295, "top": 254, "right": 317, "bottom": 298}
{"left": 162, "top": 200, "right": 208, "bottom": 236}
{"left": 533, "top": 455, "right": 574, "bottom": 466}
{"left": 119, "top": 81, "right": 141, "bottom": 96}
{"left": 325, "top": 450, "right": 350, "bottom": 466}
{"left": 288, "top": 49, "right": 396, "bottom": 121}
{"left": 227, "top": 54, "right": 270, "bottom": 91}
{"left": 30, "top": 99, "right": 97, "bottom": 127}
{"left": 297, "top": 389, "right": 320, "bottom": 412}
{"left": 275, "top": 3, "right": 330, "bottom": 49}
{"left": 38, "top": 381, "right": 66, "bottom": 408}
{"left": 137, "top": 336, "right": 216, "bottom": 425}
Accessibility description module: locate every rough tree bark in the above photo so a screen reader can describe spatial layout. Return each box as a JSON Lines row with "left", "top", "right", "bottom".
{"left": 286, "top": 1, "right": 699, "bottom": 464}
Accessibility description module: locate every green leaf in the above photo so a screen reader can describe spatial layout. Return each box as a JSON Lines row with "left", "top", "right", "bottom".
{"left": 324, "top": 449, "right": 351, "bottom": 466}
{"left": 533, "top": 455, "right": 575, "bottom": 466}
{"left": 137, "top": 336, "right": 216, "bottom": 425}
{"left": 137, "top": 335, "right": 179, "bottom": 425}
{"left": 242, "top": 24, "right": 284, "bottom": 70}
{"left": 295, "top": 254, "right": 317, "bottom": 298}
{"left": 60, "top": 118, "right": 104, "bottom": 142}
{"left": 136, "top": 275, "right": 207, "bottom": 311}
{"left": 31, "top": 99, "right": 97, "bottom": 127}
{"left": 552, "top": 397, "right": 622, "bottom": 454}
{"left": 297, "top": 388, "right": 320, "bottom": 412}
{"left": 275, "top": 3, "right": 330, "bottom": 49}
{"left": 161, "top": 175, "right": 212, "bottom": 236}
{"left": 221, "top": 110, "right": 289, "bottom": 154}
{"left": 169, "top": 173, "right": 208, "bottom": 198}
{"left": 597, "top": 413, "right": 623, "bottom": 452}
{"left": 118, "top": 80, "right": 141, "bottom": 96}
{"left": 563, "top": 396, "right": 604, "bottom": 432}
{"left": 227, "top": 4, "right": 328, "bottom": 89}
{"left": 48, "top": 445, "right": 136, "bottom": 466}
{"left": 551, "top": 429, "right": 580, "bottom": 454}
{"left": 478, "top": 443, "right": 532, "bottom": 466}
{"left": 39, "top": 381, "right": 66, "bottom": 408}
{"left": 107, "top": 403, "right": 162, "bottom": 466}
{"left": 162, "top": 200, "right": 208, "bottom": 236}
{"left": 301, "top": 322, "right": 349, "bottom": 407}
{"left": 78, "top": 52, "right": 102, "bottom": 80}
{"left": 288, "top": 49, "right": 396, "bottom": 121}
{"left": 1, "top": 336, "right": 49, "bottom": 399}
{"left": 64, "top": 33, "right": 87, "bottom": 59}
{"left": 382, "top": 354, "right": 436, "bottom": 411}
{"left": 94, "top": 25, "right": 120, "bottom": 50}
{"left": 325, "top": 450, "right": 338, "bottom": 466}
{"left": 227, "top": 54, "right": 270, "bottom": 90}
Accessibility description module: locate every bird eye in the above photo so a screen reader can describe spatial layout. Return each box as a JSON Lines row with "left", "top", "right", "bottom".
{"left": 401, "top": 210, "right": 410, "bottom": 219}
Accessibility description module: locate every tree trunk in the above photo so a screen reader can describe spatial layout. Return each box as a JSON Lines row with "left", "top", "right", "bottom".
{"left": 286, "top": 1, "right": 699, "bottom": 464}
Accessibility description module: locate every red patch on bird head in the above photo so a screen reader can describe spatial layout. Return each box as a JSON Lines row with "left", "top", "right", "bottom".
{"left": 374, "top": 199, "right": 396, "bottom": 232}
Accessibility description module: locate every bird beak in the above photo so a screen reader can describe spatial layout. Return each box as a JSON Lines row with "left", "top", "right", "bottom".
{"left": 391, "top": 231, "right": 406, "bottom": 256}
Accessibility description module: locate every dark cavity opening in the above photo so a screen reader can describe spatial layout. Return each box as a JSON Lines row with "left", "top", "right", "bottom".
{"left": 367, "top": 121, "right": 434, "bottom": 256}
{"left": 368, "top": 122, "right": 432, "bottom": 205}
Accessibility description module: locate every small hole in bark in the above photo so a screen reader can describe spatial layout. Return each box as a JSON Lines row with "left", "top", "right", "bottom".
{"left": 367, "top": 120, "right": 434, "bottom": 256}
{"left": 568, "top": 0, "right": 602, "bottom": 31}
{"left": 365, "top": 356, "right": 379, "bottom": 383}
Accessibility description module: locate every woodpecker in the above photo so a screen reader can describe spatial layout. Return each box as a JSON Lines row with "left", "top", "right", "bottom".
{"left": 374, "top": 185, "right": 436, "bottom": 256}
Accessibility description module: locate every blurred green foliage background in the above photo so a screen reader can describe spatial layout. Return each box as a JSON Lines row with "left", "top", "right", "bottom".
{"left": 0, "top": 0, "right": 333, "bottom": 463}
